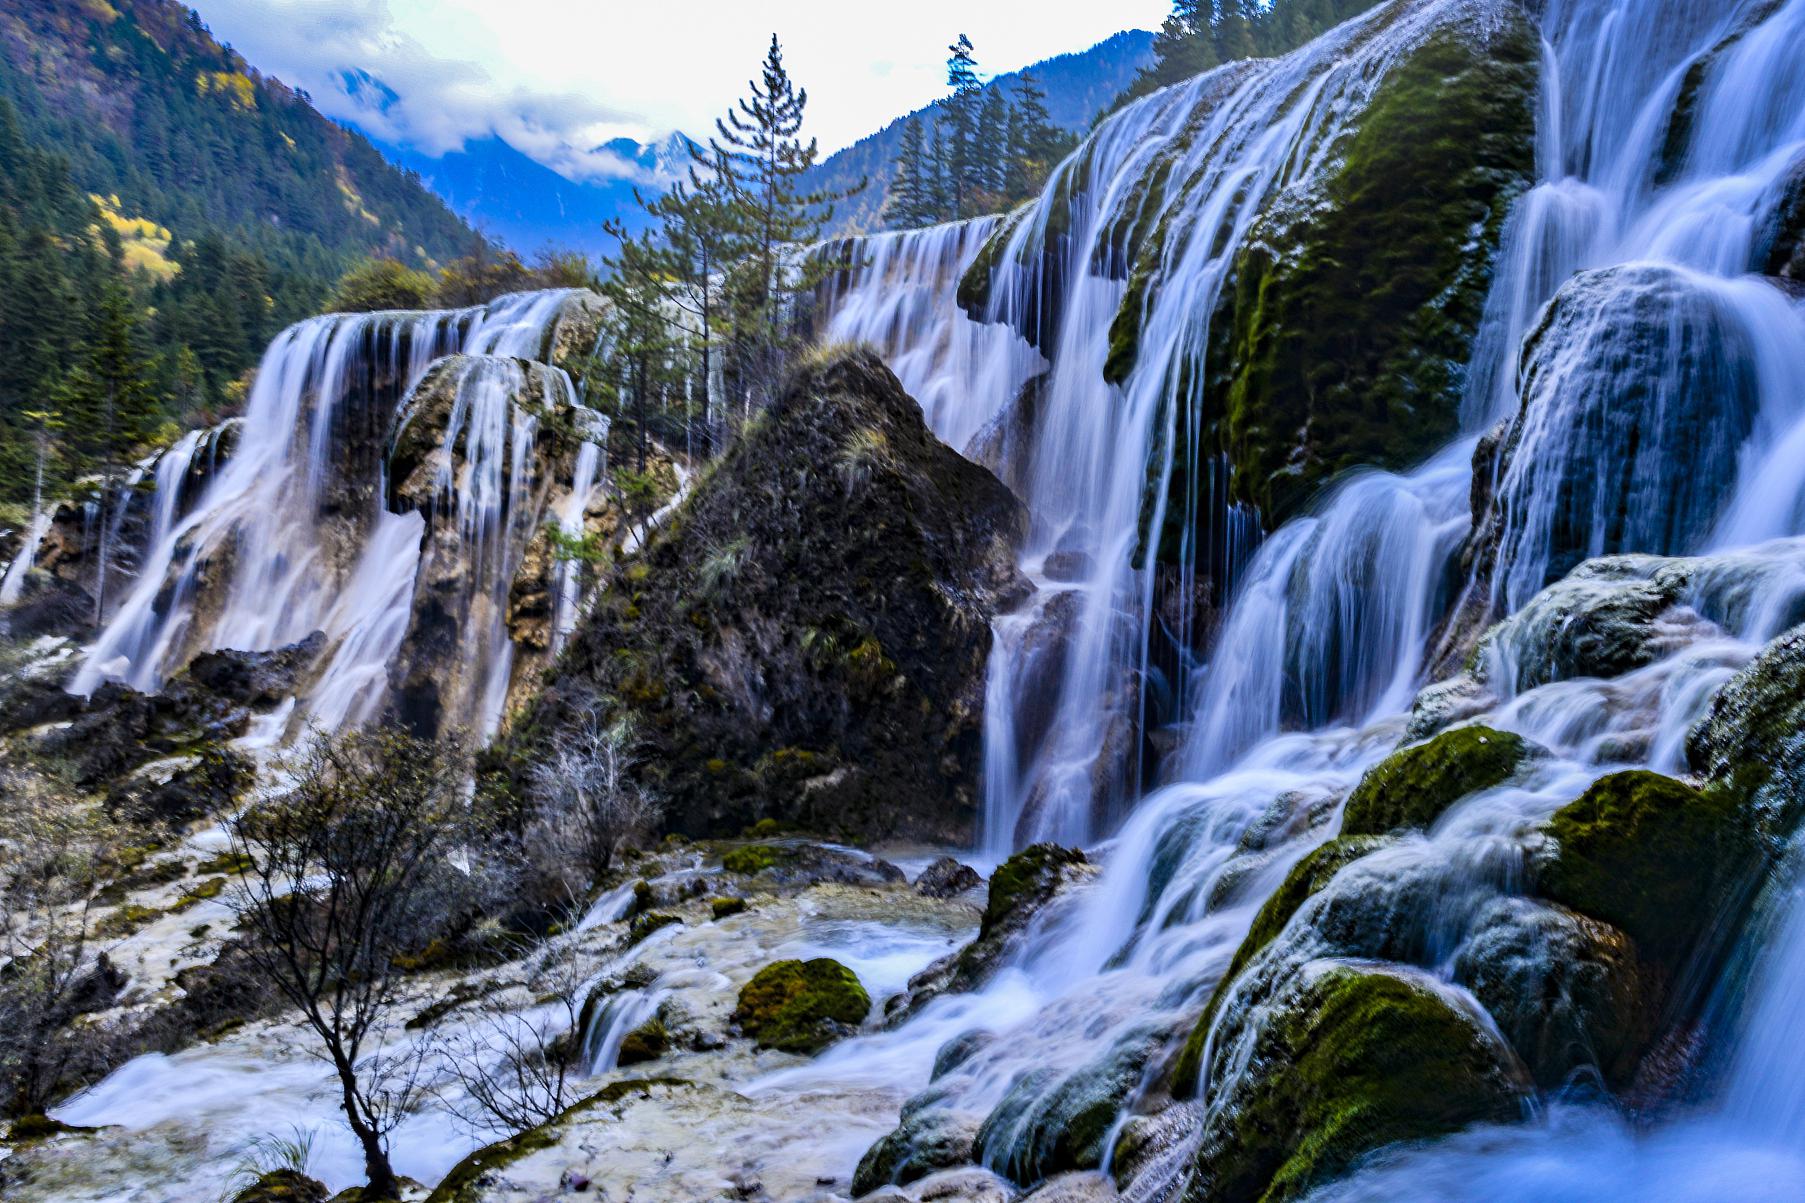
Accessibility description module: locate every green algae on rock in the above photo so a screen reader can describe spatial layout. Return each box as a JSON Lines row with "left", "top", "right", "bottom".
{"left": 1185, "top": 967, "right": 1527, "bottom": 1203}
{"left": 1170, "top": 835, "right": 1392, "bottom": 1098}
{"left": 1341, "top": 726, "right": 1532, "bottom": 837}
{"left": 1539, "top": 770, "right": 1756, "bottom": 974}
{"left": 1198, "top": 16, "right": 1539, "bottom": 527}
{"left": 731, "top": 957, "right": 872, "bottom": 1054}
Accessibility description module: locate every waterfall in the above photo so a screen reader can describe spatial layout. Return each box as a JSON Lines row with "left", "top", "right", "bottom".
{"left": 821, "top": 0, "right": 1508, "bottom": 851}
{"left": 71, "top": 289, "right": 605, "bottom": 737}
{"left": 809, "top": 0, "right": 1805, "bottom": 1195}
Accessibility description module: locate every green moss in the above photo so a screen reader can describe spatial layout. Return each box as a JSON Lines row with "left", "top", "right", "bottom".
{"left": 616, "top": 1018, "right": 670, "bottom": 1066}
{"left": 1200, "top": 19, "right": 1539, "bottom": 525}
{"left": 1342, "top": 727, "right": 1530, "bottom": 837}
{"left": 427, "top": 1079, "right": 686, "bottom": 1202}
{"left": 1172, "top": 837, "right": 1388, "bottom": 1097}
{"left": 710, "top": 896, "right": 747, "bottom": 920}
{"left": 7, "top": 1113, "right": 91, "bottom": 1143}
{"left": 627, "top": 912, "right": 680, "bottom": 945}
{"left": 96, "top": 902, "right": 163, "bottom": 938}
{"left": 985, "top": 844, "right": 1087, "bottom": 931}
{"left": 195, "top": 850, "right": 253, "bottom": 876}
{"left": 955, "top": 206, "right": 1029, "bottom": 317}
{"left": 1190, "top": 968, "right": 1524, "bottom": 1203}
{"left": 732, "top": 958, "right": 871, "bottom": 1054}
{"left": 721, "top": 844, "right": 786, "bottom": 876}
{"left": 171, "top": 875, "right": 229, "bottom": 912}
{"left": 1540, "top": 770, "right": 1756, "bottom": 972}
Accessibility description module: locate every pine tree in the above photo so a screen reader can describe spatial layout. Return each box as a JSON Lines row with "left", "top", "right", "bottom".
{"left": 597, "top": 228, "right": 684, "bottom": 473}
{"left": 941, "top": 35, "right": 984, "bottom": 220}
{"left": 886, "top": 119, "right": 934, "bottom": 229}
{"left": 624, "top": 157, "right": 750, "bottom": 453}
{"left": 1004, "top": 72, "right": 1066, "bottom": 204}
{"left": 60, "top": 277, "right": 156, "bottom": 618}
{"left": 975, "top": 90, "right": 1011, "bottom": 202}
{"left": 707, "top": 34, "right": 853, "bottom": 410}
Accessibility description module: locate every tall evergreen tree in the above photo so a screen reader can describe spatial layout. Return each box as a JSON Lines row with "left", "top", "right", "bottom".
{"left": 941, "top": 34, "right": 985, "bottom": 219}
{"left": 707, "top": 34, "right": 852, "bottom": 410}
{"left": 618, "top": 159, "right": 750, "bottom": 453}
{"left": 887, "top": 119, "right": 936, "bottom": 229}
{"left": 597, "top": 227, "right": 684, "bottom": 473}
{"left": 1004, "top": 72, "right": 1066, "bottom": 203}
{"left": 975, "top": 90, "right": 1012, "bottom": 201}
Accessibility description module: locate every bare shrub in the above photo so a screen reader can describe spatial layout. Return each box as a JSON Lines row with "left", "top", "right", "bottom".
{"left": 226, "top": 727, "right": 492, "bottom": 1200}
{"left": 528, "top": 697, "right": 661, "bottom": 891}
{"left": 430, "top": 934, "right": 591, "bottom": 1135}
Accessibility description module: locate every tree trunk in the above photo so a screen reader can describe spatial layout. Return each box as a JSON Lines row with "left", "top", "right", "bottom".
{"left": 334, "top": 1056, "right": 398, "bottom": 1199}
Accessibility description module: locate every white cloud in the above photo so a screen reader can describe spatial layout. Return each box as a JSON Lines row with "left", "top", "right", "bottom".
{"left": 193, "top": 0, "right": 1169, "bottom": 179}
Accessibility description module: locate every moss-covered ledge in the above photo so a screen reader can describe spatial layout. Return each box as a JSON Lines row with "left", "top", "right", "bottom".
{"left": 1200, "top": 15, "right": 1540, "bottom": 526}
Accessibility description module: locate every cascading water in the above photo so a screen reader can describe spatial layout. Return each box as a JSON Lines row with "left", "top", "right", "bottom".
{"left": 71, "top": 289, "right": 606, "bottom": 736}
{"left": 808, "top": 0, "right": 1805, "bottom": 1196}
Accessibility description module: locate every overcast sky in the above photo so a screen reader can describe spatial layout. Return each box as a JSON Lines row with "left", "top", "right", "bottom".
{"left": 190, "top": 1, "right": 1170, "bottom": 182}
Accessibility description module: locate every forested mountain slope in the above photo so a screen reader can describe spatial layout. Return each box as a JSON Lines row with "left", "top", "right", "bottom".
{"left": 0, "top": 0, "right": 484, "bottom": 511}
{"left": 806, "top": 30, "right": 1155, "bottom": 236}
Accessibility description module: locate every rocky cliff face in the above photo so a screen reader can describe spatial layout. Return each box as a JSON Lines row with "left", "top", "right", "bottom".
{"left": 504, "top": 348, "right": 1027, "bottom": 844}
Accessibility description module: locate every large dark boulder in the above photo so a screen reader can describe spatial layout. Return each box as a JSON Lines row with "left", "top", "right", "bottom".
{"left": 501, "top": 348, "right": 1027, "bottom": 843}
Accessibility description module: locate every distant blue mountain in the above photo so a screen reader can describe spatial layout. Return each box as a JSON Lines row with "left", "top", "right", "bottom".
{"left": 349, "top": 30, "right": 1155, "bottom": 256}
{"left": 374, "top": 133, "right": 691, "bottom": 259}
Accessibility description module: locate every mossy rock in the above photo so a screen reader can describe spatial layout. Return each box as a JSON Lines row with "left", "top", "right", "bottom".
{"left": 853, "top": 1107, "right": 982, "bottom": 1196}
{"left": 230, "top": 1169, "right": 330, "bottom": 1203}
{"left": 1192, "top": 15, "right": 1539, "bottom": 528}
{"left": 7, "top": 1113, "right": 92, "bottom": 1143}
{"left": 1539, "top": 771, "right": 1757, "bottom": 974}
{"left": 732, "top": 957, "right": 871, "bottom": 1054}
{"left": 710, "top": 896, "right": 747, "bottom": 920}
{"left": 616, "top": 1018, "right": 669, "bottom": 1066}
{"left": 1186, "top": 967, "right": 1527, "bottom": 1203}
{"left": 1171, "top": 836, "right": 1390, "bottom": 1098}
{"left": 497, "top": 347, "right": 1026, "bottom": 847}
{"left": 172, "top": 874, "right": 229, "bottom": 912}
{"left": 96, "top": 902, "right": 163, "bottom": 938}
{"left": 627, "top": 912, "right": 680, "bottom": 945}
{"left": 975, "top": 1029, "right": 1160, "bottom": 1186}
{"left": 721, "top": 843, "right": 787, "bottom": 876}
{"left": 1453, "top": 897, "right": 1658, "bottom": 1091}
{"left": 1341, "top": 727, "right": 1531, "bottom": 837}
{"left": 984, "top": 844, "right": 1087, "bottom": 931}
